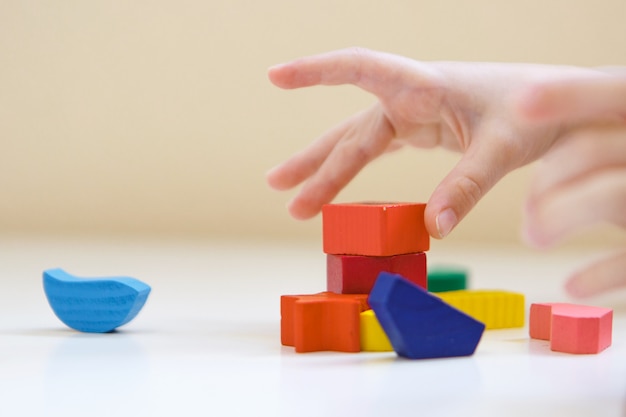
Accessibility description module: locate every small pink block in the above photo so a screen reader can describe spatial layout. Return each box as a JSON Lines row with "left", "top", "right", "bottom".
{"left": 529, "top": 303, "right": 553, "bottom": 340}
{"left": 529, "top": 303, "right": 613, "bottom": 354}
{"left": 327, "top": 252, "right": 427, "bottom": 294}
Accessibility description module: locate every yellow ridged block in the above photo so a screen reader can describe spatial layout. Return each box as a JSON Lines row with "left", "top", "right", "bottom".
{"left": 360, "top": 309, "right": 393, "bottom": 351}
{"left": 436, "top": 290, "right": 525, "bottom": 329}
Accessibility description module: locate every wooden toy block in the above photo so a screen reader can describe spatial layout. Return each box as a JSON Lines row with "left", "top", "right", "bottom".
{"left": 43, "top": 268, "right": 151, "bottom": 333}
{"left": 427, "top": 265, "right": 467, "bottom": 292}
{"left": 551, "top": 305, "right": 613, "bottom": 354}
{"left": 529, "top": 303, "right": 613, "bottom": 354}
{"left": 327, "top": 252, "right": 427, "bottom": 294}
{"left": 322, "top": 202, "right": 429, "bottom": 256}
{"left": 369, "top": 272, "right": 485, "bottom": 359}
{"left": 436, "top": 290, "right": 525, "bottom": 329}
{"left": 528, "top": 303, "right": 553, "bottom": 340}
{"left": 281, "top": 292, "right": 369, "bottom": 353}
{"left": 360, "top": 309, "right": 393, "bottom": 352}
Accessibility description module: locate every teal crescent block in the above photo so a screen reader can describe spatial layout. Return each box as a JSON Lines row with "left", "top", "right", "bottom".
{"left": 43, "top": 268, "right": 151, "bottom": 333}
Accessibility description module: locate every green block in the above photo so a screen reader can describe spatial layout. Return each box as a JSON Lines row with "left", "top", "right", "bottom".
{"left": 427, "top": 265, "right": 468, "bottom": 293}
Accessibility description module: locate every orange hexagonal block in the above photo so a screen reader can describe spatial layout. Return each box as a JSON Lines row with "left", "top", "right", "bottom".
{"left": 322, "top": 202, "right": 429, "bottom": 256}
{"left": 529, "top": 302, "right": 613, "bottom": 354}
{"left": 281, "top": 292, "right": 369, "bottom": 353}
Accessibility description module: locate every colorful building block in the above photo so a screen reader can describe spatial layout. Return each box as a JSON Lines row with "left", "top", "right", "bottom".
{"left": 43, "top": 268, "right": 151, "bottom": 333}
{"left": 281, "top": 292, "right": 369, "bottom": 353}
{"left": 327, "top": 252, "right": 427, "bottom": 294}
{"left": 436, "top": 290, "right": 525, "bottom": 329}
{"left": 529, "top": 303, "right": 553, "bottom": 340}
{"left": 322, "top": 202, "right": 429, "bottom": 256}
{"left": 360, "top": 309, "right": 393, "bottom": 352}
{"left": 369, "top": 272, "right": 485, "bottom": 359}
{"left": 529, "top": 303, "right": 613, "bottom": 354}
{"left": 427, "top": 265, "right": 467, "bottom": 292}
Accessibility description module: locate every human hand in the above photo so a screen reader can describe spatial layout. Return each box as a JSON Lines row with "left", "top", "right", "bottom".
{"left": 266, "top": 48, "right": 598, "bottom": 238}
{"left": 518, "top": 75, "right": 626, "bottom": 297}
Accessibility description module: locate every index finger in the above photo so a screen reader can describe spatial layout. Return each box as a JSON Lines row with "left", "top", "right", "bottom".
{"left": 268, "top": 47, "right": 439, "bottom": 98}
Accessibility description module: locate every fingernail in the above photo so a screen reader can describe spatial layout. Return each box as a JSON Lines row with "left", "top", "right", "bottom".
{"left": 436, "top": 208, "right": 457, "bottom": 238}
{"left": 268, "top": 63, "right": 286, "bottom": 72}
{"left": 265, "top": 165, "right": 278, "bottom": 179}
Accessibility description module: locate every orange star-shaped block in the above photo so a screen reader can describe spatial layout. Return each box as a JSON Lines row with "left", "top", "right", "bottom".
{"left": 281, "top": 292, "right": 369, "bottom": 353}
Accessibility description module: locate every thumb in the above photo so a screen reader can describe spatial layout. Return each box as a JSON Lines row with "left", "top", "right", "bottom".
{"left": 425, "top": 140, "right": 514, "bottom": 238}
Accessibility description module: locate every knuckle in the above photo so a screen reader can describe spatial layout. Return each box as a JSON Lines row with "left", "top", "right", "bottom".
{"left": 336, "top": 135, "right": 378, "bottom": 165}
{"left": 453, "top": 175, "right": 484, "bottom": 209}
{"left": 342, "top": 46, "right": 375, "bottom": 85}
{"left": 346, "top": 46, "right": 372, "bottom": 60}
{"left": 352, "top": 141, "right": 377, "bottom": 164}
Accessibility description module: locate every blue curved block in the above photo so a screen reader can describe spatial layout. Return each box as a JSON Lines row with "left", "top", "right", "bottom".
{"left": 43, "top": 268, "right": 151, "bottom": 333}
{"left": 369, "top": 272, "right": 485, "bottom": 359}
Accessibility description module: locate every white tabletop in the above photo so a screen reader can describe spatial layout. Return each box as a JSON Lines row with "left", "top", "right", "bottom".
{"left": 0, "top": 236, "right": 624, "bottom": 417}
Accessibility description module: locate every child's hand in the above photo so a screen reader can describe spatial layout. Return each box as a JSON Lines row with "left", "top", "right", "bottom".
{"left": 266, "top": 48, "right": 600, "bottom": 238}
{"left": 518, "top": 75, "right": 626, "bottom": 297}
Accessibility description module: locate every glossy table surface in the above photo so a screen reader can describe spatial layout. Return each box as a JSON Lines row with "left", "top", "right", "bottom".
{"left": 0, "top": 236, "right": 624, "bottom": 417}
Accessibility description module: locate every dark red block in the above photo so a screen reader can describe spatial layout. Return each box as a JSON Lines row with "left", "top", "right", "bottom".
{"left": 327, "top": 252, "right": 427, "bottom": 294}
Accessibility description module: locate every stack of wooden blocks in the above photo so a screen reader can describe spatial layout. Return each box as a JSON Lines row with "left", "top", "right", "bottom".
{"left": 281, "top": 202, "right": 426, "bottom": 353}
{"left": 281, "top": 202, "right": 489, "bottom": 357}
{"left": 280, "top": 201, "right": 611, "bottom": 358}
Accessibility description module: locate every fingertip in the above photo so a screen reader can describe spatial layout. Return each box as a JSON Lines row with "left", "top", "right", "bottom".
{"left": 520, "top": 211, "right": 544, "bottom": 248}
{"left": 564, "top": 275, "right": 591, "bottom": 299}
{"left": 520, "top": 222, "right": 556, "bottom": 250}
{"left": 434, "top": 208, "right": 458, "bottom": 239}
{"left": 267, "top": 62, "right": 295, "bottom": 88}
{"left": 267, "top": 64, "right": 278, "bottom": 81}
{"left": 564, "top": 251, "right": 626, "bottom": 298}
{"left": 426, "top": 164, "right": 492, "bottom": 240}
{"left": 424, "top": 200, "right": 459, "bottom": 239}
{"left": 265, "top": 165, "right": 286, "bottom": 190}
{"left": 423, "top": 202, "right": 441, "bottom": 239}
{"left": 564, "top": 271, "right": 604, "bottom": 299}
{"left": 286, "top": 197, "right": 320, "bottom": 220}
{"left": 267, "top": 63, "right": 285, "bottom": 73}
{"left": 520, "top": 196, "right": 560, "bottom": 249}
{"left": 424, "top": 223, "right": 442, "bottom": 240}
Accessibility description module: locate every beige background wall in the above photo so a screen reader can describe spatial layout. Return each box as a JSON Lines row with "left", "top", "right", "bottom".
{"left": 0, "top": 1, "right": 624, "bottom": 246}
